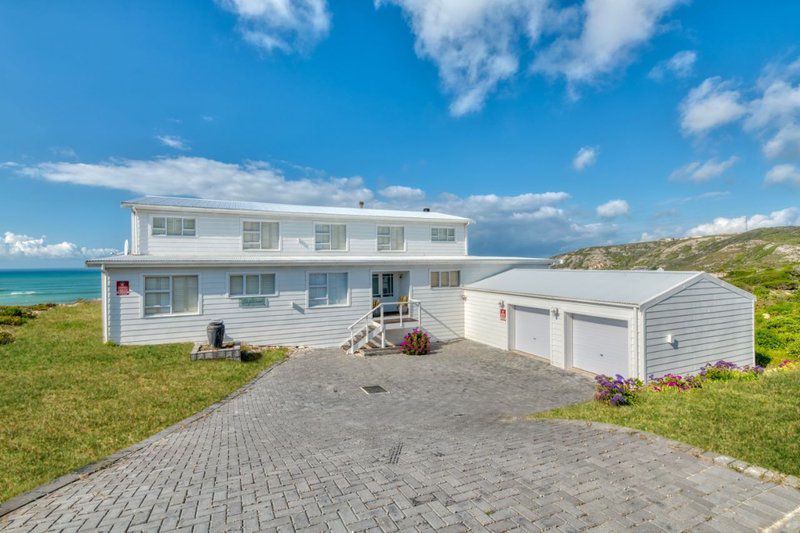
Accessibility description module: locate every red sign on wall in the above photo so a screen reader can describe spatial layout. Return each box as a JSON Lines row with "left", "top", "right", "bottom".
{"left": 116, "top": 280, "right": 130, "bottom": 296}
{"left": 499, "top": 308, "right": 507, "bottom": 321}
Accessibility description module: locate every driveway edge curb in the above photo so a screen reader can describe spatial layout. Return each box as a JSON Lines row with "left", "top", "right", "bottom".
{"left": 0, "top": 352, "right": 291, "bottom": 520}
{"left": 549, "top": 418, "right": 800, "bottom": 491}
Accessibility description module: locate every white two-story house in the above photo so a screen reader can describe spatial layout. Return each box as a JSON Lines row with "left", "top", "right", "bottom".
{"left": 87, "top": 196, "right": 551, "bottom": 351}
{"left": 88, "top": 195, "right": 755, "bottom": 379}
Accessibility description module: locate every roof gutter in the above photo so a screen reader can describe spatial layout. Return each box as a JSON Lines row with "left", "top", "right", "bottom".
{"left": 462, "top": 286, "right": 640, "bottom": 308}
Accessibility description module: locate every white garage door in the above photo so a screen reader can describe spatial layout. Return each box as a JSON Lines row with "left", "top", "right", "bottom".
{"left": 571, "top": 314, "right": 628, "bottom": 376}
{"left": 513, "top": 306, "right": 550, "bottom": 359}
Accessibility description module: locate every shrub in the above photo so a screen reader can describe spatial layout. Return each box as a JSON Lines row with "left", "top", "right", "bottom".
{"left": 594, "top": 374, "right": 642, "bottom": 406}
{"left": 0, "top": 316, "right": 27, "bottom": 326}
{"left": 0, "top": 331, "right": 13, "bottom": 345}
{"left": 756, "top": 329, "right": 783, "bottom": 351}
{"left": 0, "top": 307, "right": 35, "bottom": 319}
{"left": 699, "top": 360, "right": 764, "bottom": 381}
{"left": 649, "top": 373, "right": 702, "bottom": 392}
{"left": 400, "top": 329, "right": 430, "bottom": 356}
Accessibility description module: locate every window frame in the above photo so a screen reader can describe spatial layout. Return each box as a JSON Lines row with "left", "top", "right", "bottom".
{"left": 227, "top": 272, "right": 278, "bottom": 298}
{"left": 141, "top": 273, "right": 202, "bottom": 318}
{"left": 314, "top": 222, "right": 348, "bottom": 252}
{"left": 431, "top": 226, "right": 456, "bottom": 242}
{"left": 371, "top": 273, "right": 394, "bottom": 298}
{"left": 430, "top": 270, "right": 461, "bottom": 289}
{"left": 376, "top": 224, "right": 406, "bottom": 252}
{"left": 241, "top": 219, "right": 281, "bottom": 251}
{"left": 306, "top": 271, "right": 350, "bottom": 309}
{"left": 151, "top": 215, "right": 197, "bottom": 237}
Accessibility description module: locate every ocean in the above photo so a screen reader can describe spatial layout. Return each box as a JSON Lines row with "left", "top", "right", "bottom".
{"left": 0, "top": 269, "right": 102, "bottom": 306}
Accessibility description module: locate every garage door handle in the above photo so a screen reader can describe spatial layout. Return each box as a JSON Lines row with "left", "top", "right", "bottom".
{"left": 599, "top": 353, "right": 604, "bottom": 357}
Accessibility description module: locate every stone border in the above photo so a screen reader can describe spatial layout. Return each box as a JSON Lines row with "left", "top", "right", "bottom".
{"left": 0, "top": 352, "right": 292, "bottom": 519}
{"left": 553, "top": 419, "right": 800, "bottom": 490}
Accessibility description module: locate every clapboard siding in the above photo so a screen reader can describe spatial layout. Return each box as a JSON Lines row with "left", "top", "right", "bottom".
{"left": 644, "top": 279, "right": 754, "bottom": 378}
{"left": 135, "top": 209, "right": 467, "bottom": 257}
{"left": 105, "top": 262, "right": 522, "bottom": 346}
{"left": 464, "top": 289, "right": 638, "bottom": 373}
{"left": 108, "top": 267, "right": 374, "bottom": 346}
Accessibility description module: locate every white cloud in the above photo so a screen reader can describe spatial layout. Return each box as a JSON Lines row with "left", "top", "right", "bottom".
{"left": 376, "top": 0, "right": 549, "bottom": 116}
{"left": 16, "top": 156, "right": 375, "bottom": 206}
{"left": 596, "top": 199, "right": 629, "bottom": 218}
{"left": 1, "top": 232, "right": 116, "bottom": 259}
{"left": 531, "top": 0, "right": 684, "bottom": 95}
{"left": 686, "top": 208, "right": 800, "bottom": 237}
{"left": 380, "top": 0, "right": 683, "bottom": 115}
{"left": 572, "top": 146, "right": 599, "bottom": 171}
{"left": 648, "top": 49, "right": 697, "bottom": 80}
{"left": 379, "top": 185, "right": 426, "bottom": 201}
{"left": 217, "top": 0, "right": 331, "bottom": 53}
{"left": 680, "top": 77, "right": 747, "bottom": 136}
{"left": 156, "top": 135, "right": 190, "bottom": 151}
{"left": 669, "top": 156, "right": 739, "bottom": 182}
{"left": 765, "top": 163, "right": 800, "bottom": 186}
{"left": 762, "top": 124, "right": 800, "bottom": 159}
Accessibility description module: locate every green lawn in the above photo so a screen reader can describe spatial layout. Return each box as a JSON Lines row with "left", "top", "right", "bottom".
{"left": 0, "top": 301, "right": 285, "bottom": 503}
{"left": 535, "top": 369, "right": 800, "bottom": 476}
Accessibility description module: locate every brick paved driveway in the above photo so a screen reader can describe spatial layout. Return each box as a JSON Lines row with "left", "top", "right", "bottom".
{"left": 3, "top": 340, "right": 799, "bottom": 532}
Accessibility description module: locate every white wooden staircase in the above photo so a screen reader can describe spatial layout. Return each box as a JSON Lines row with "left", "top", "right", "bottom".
{"left": 344, "top": 299, "right": 423, "bottom": 354}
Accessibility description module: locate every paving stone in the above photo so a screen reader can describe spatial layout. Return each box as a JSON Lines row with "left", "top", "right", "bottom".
{"left": 3, "top": 340, "right": 798, "bottom": 532}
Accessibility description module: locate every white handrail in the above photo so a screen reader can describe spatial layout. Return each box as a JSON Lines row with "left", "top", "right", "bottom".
{"left": 347, "top": 298, "right": 424, "bottom": 354}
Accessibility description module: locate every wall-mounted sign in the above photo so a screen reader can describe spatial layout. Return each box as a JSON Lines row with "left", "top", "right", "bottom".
{"left": 239, "top": 297, "right": 267, "bottom": 308}
{"left": 116, "top": 280, "right": 130, "bottom": 296}
{"left": 499, "top": 308, "right": 507, "bottom": 321}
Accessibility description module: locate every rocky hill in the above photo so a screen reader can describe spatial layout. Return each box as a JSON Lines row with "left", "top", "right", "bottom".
{"left": 553, "top": 227, "right": 800, "bottom": 273}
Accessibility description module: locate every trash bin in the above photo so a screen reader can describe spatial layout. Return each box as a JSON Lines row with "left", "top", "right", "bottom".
{"left": 206, "top": 320, "right": 225, "bottom": 348}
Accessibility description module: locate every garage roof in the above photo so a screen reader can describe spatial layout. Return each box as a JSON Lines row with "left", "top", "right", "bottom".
{"left": 465, "top": 268, "right": 706, "bottom": 306}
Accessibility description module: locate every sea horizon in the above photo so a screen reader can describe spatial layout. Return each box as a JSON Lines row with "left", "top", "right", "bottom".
{"left": 0, "top": 269, "right": 101, "bottom": 306}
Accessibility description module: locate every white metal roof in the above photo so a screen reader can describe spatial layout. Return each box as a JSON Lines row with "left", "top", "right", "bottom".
{"left": 122, "top": 196, "right": 472, "bottom": 223}
{"left": 465, "top": 268, "right": 708, "bottom": 306}
{"left": 87, "top": 254, "right": 552, "bottom": 268}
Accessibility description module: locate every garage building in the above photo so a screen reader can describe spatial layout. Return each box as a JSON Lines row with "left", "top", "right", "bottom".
{"left": 463, "top": 269, "right": 755, "bottom": 380}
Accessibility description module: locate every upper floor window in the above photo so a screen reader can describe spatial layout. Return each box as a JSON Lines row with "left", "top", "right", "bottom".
{"left": 431, "top": 227, "right": 456, "bottom": 242}
{"left": 315, "top": 223, "right": 347, "bottom": 251}
{"left": 431, "top": 270, "right": 460, "bottom": 288}
{"left": 229, "top": 273, "right": 276, "bottom": 297}
{"left": 152, "top": 217, "right": 196, "bottom": 237}
{"left": 243, "top": 221, "right": 279, "bottom": 250}
{"left": 144, "top": 275, "right": 199, "bottom": 316}
{"left": 308, "top": 272, "right": 349, "bottom": 308}
{"left": 377, "top": 226, "right": 405, "bottom": 251}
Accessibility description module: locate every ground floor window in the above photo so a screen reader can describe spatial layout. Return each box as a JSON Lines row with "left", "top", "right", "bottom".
{"left": 144, "top": 275, "right": 199, "bottom": 316}
{"left": 431, "top": 270, "right": 460, "bottom": 288}
{"left": 308, "top": 272, "right": 348, "bottom": 307}
{"left": 229, "top": 273, "right": 276, "bottom": 297}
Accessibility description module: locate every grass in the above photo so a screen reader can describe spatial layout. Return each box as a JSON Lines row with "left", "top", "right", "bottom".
{"left": 0, "top": 301, "right": 286, "bottom": 503}
{"left": 536, "top": 370, "right": 800, "bottom": 476}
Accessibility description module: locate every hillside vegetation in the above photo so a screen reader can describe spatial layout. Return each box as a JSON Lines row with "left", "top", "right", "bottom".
{"left": 554, "top": 226, "right": 800, "bottom": 367}
{"left": 553, "top": 227, "right": 800, "bottom": 272}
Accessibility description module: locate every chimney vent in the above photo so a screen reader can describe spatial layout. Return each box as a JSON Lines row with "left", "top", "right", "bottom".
{"left": 358, "top": 201, "right": 365, "bottom": 208}
{"left": 422, "top": 207, "right": 430, "bottom": 212}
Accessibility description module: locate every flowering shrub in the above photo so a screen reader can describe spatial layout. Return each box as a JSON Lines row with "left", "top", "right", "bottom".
{"left": 699, "top": 360, "right": 764, "bottom": 381}
{"left": 594, "top": 374, "right": 642, "bottom": 406}
{"left": 401, "top": 328, "right": 430, "bottom": 356}
{"left": 649, "top": 373, "right": 702, "bottom": 392}
{"left": 778, "top": 359, "right": 800, "bottom": 371}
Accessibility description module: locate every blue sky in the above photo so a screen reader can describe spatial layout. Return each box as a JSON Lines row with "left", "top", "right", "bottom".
{"left": 2, "top": 0, "right": 800, "bottom": 268}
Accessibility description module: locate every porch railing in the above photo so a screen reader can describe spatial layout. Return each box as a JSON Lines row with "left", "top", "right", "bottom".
{"left": 346, "top": 299, "right": 422, "bottom": 354}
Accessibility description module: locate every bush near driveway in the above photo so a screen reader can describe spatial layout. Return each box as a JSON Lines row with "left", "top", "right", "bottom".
{"left": 0, "top": 301, "right": 286, "bottom": 503}
{"left": 536, "top": 364, "right": 800, "bottom": 476}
